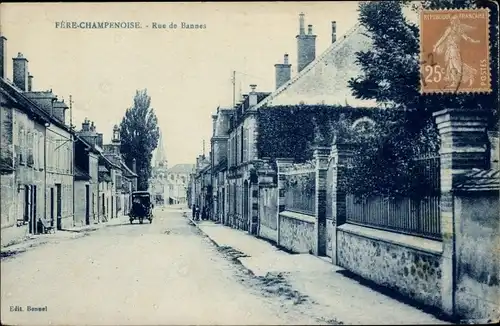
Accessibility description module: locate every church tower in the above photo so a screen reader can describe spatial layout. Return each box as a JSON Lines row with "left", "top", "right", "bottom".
{"left": 154, "top": 130, "right": 168, "bottom": 169}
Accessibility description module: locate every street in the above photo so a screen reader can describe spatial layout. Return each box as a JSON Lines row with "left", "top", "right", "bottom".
{"left": 1, "top": 206, "right": 330, "bottom": 326}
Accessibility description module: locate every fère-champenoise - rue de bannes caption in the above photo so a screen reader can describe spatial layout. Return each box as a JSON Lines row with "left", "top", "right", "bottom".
{"left": 54, "top": 21, "right": 207, "bottom": 29}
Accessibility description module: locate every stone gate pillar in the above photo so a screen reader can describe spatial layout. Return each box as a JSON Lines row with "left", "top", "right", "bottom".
{"left": 330, "top": 142, "right": 353, "bottom": 265}
{"left": 433, "top": 108, "right": 489, "bottom": 317}
{"left": 313, "top": 146, "right": 331, "bottom": 256}
{"left": 275, "top": 158, "right": 295, "bottom": 246}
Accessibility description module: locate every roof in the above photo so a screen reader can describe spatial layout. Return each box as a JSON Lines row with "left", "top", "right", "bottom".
{"left": 98, "top": 165, "right": 109, "bottom": 173}
{"left": 0, "top": 78, "right": 51, "bottom": 125}
{"left": 255, "top": 24, "right": 378, "bottom": 109}
{"left": 121, "top": 160, "right": 137, "bottom": 178}
{"left": 0, "top": 78, "right": 75, "bottom": 133}
{"left": 168, "top": 164, "right": 195, "bottom": 174}
{"left": 99, "top": 154, "right": 120, "bottom": 170}
{"left": 455, "top": 169, "right": 500, "bottom": 192}
{"left": 75, "top": 135, "right": 100, "bottom": 154}
{"left": 74, "top": 166, "right": 91, "bottom": 181}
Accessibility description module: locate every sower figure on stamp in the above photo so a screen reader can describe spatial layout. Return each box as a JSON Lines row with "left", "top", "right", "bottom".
{"left": 433, "top": 14, "right": 480, "bottom": 88}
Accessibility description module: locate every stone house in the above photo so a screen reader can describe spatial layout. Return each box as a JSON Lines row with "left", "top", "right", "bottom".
{"left": 166, "top": 164, "right": 194, "bottom": 205}
{"left": 1, "top": 40, "right": 76, "bottom": 237}
{"left": 149, "top": 130, "right": 169, "bottom": 205}
{"left": 102, "top": 125, "right": 124, "bottom": 219}
{"left": 225, "top": 87, "right": 271, "bottom": 232}
{"left": 0, "top": 74, "right": 50, "bottom": 241}
{"left": 73, "top": 134, "right": 100, "bottom": 227}
{"left": 75, "top": 118, "right": 104, "bottom": 224}
{"left": 97, "top": 155, "right": 115, "bottom": 222}
{"left": 210, "top": 107, "right": 233, "bottom": 223}
{"left": 102, "top": 124, "right": 137, "bottom": 218}
{"left": 192, "top": 154, "right": 211, "bottom": 217}
{"left": 119, "top": 159, "right": 137, "bottom": 215}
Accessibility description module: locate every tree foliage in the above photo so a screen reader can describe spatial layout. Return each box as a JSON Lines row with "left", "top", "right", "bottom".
{"left": 343, "top": 0, "right": 498, "bottom": 197}
{"left": 119, "top": 89, "right": 160, "bottom": 190}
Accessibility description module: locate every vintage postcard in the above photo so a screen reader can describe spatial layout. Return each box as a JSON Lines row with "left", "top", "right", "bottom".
{"left": 1, "top": 1, "right": 499, "bottom": 326}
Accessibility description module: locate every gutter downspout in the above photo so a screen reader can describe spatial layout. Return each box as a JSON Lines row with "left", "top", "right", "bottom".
{"left": 43, "top": 126, "right": 47, "bottom": 235}
{"left": 72, "top": 135, "right": 75, "bottom": 227}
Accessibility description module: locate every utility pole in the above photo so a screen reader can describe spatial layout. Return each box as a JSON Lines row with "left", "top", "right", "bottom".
{"left": 69, "top": 95, "right": 74, "bottom": 130}
{"left": 232, "top": 70, "right": 236, "bottom": 107}
{"left": 202, "top": 139, "right": 205, "bottom": 158}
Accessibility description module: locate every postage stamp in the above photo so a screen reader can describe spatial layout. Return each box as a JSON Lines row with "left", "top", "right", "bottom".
{"left": 420, "top": 8, "right": 491, "bottom": 94}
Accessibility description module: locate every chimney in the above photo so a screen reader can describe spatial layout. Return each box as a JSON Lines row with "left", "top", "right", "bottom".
{"left": 299, "top": 12, "right": 305, "bottom": 35}
{"left": 249, "top": 84, "right": 258, "bottom": 107}
{"left": 82, "top": 118, "right": 90, "bottom": 131}
{"left": 97, "top": 133, "right": 103, "bottom": 147}
{"left": 132, "top": 158, "right": 137, "bottom": 173}
{"left": 0, "top": 36, "right": 6, "bottom": 79}
{"left": 296, "top": 14, "right": 316, "bottom": 73}
{"left": 13, "top": 52, "right": 29, "bottom": 91}
{"left": 90, "top": 121, "right": 96, "bottom": 132}
{"left": 331, "top": 21, "right": 337, "bottom": 43}
{"left": 28, "top": 74, "right": 33, "bottom": 91}
{"left": 212, "top": 114, "right": 218, "bottom": 136}
{"left": 274, "top": 53, "right": 292, "bottom": 90}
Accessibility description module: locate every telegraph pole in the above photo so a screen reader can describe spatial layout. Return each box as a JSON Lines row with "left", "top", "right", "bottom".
{"left": 232, "top": 70, "right": 236, "bottom": 107}
{"left": 69, "top": 95, "right": 74, "bottom": 130}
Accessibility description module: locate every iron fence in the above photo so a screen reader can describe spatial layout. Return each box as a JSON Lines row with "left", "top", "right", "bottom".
{"left": 346, "top": 155, "right": 441, "bottom": 240}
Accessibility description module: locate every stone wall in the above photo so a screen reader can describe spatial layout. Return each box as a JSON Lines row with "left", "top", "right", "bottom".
{"left": 278, "top": 211, "right": 316, "bottom": 253}
{"left": 74, "top": 180, "right": 88, "bottom": 227}
{"left": 454, "top": 192, "right": 500, "bottom": 322}
{"left": 258, "top": 186, "right": 278, "bottom": 242}
{"left": 337, "top": 224, "right": 443, "bottom": 310}
{"left": 0, "top": 173, "right": 16, "bottom": 228}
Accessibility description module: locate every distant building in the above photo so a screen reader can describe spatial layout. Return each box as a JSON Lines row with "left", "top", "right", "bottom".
{"left": 149, "top": 130, "right": 194, "bottom": 205}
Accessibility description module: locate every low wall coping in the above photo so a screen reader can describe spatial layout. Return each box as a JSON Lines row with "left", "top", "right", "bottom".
{"left": 338, "top": 224, "right": 443, "bottom": 256}
{"left": 280, "top": 210, "right": 316, "bottom": 224}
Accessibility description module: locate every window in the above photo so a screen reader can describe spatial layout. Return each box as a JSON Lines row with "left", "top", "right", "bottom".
{"left": 39, "top": 133, "right": 44, "bottom": 170}
{"left": 27, "top": 131, "right": 34, "bottom": 166}
{"left": 33, "top": 133, "right": 38, "bottom": 169}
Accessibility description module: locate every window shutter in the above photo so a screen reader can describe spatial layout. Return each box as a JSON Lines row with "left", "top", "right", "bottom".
{"left": 243, "top": 128, "right": 248, "bottom": 163}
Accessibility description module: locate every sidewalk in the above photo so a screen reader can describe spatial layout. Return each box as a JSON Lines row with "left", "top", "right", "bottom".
{"left": 190, "top": 219, "right": 450, "bottom": 325}
{"left": 1, "top": 215, "right": 128, "bottom": 255}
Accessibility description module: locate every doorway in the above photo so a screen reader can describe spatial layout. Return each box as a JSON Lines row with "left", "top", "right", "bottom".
{"left": 56, "top": 183, "right": 62, "bottom": 230}
{"left": 243, "top": 181, "right": 249, "bottom": 231}
{"left": 50, "top": 187, "right": 55, "bottom": 227}
{"left": 85, "top": 185, "right": 90, "bottom": 225}
{"left": 30, "top": 185, "right": 37, "bottom": 234}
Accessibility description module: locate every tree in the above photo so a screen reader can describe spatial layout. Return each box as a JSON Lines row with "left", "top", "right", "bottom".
{"left": 343, "top": 0, "right": 498, "bottom": 197}
{"left": 349, "top": 0, "right": 498, "bottom": 124}
{"left": 120, "top": 89, "right": 160, "bottom": 191}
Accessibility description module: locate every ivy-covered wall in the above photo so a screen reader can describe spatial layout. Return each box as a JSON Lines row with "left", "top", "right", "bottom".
{"left": 257, "top": 105, "right": 374, "bottom": 162}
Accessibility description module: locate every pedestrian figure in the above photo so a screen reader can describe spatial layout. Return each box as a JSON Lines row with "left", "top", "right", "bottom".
{"left": 192, "top": 205, "right": 196, "bottom": 219}
{"left": 195, "top": 205, "right": 200, "bottom": 221}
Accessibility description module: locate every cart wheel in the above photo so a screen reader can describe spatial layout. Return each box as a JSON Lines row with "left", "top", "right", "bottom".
{"left": 139, "top": 219, "right": 143, "bottom": 224}
{"left": 130, "top": 219, "right": 133, "bottom": 224}
{"left": 149, "top": 219, "right": 152, "bottom": 223}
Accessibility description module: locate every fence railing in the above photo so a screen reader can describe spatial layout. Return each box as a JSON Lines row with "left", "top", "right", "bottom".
{"left": 283, "top": 171, "right": 316, "bottom": 216}
{"left": 346, "top": 155, "right": 441, "bottom": 240}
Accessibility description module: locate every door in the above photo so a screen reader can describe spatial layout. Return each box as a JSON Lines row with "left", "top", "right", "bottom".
{"left": 56, "top": 184, "right": 62, "bottom": 230}
{"left": 102, "top": 194, "right": 105, "bottom": 219}
{"left": 221, "top": 188, "right": 225, "bottom": 224}
{"left": 30, "top": 186, "right": 37, "bottom": 234}
{"left": 50, "top": 187, "right": 55, "bottom": 227}
{"left": 24, "top": 185, "right": 30, "bottom": 225}
{"left": 85, "top": 185, "right": 90, "bottom": 225}
{"left": 243, "top": 181, "right": 249, "bottom": 231}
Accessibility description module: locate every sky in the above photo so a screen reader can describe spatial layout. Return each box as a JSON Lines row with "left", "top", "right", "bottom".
{"left": 1, "top": 1, "right": 374, "bottom": 167}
